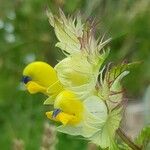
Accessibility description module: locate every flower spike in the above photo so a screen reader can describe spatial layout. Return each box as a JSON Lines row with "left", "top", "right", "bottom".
{"left": 22, "top": 9, "right": 140, "bottom": 150}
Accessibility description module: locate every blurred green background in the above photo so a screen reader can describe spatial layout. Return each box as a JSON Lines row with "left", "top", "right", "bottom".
{"left": 0, "top": 0, "right": 150, "bottom": 149}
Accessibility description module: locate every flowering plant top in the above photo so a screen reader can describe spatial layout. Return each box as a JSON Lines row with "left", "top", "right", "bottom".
{"left": 22, "top": 9, "right": 146, "bottom": 150}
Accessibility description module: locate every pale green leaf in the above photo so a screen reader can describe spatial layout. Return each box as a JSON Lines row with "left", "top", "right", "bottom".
{"left": 89, "top": 108, "right": 122, "bottom": 149}
{"left": 83, "top": 96, "right": 107, "bottom": 122}
{"left": 57, "top": 123, "right": 99, "bottom": 138}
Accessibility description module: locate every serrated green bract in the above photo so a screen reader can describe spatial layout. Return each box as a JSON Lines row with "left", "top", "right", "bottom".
{"left": 47, "top": 9, "right": 82, "bottom": 55}
{"left": 97, "top": 62, "right": 139, "bottom": 109}
{"left": 47, "top": 9, "right": 111, "bottom": 99}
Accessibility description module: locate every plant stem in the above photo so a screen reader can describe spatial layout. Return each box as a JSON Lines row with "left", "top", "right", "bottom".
{"left": 117, "top": 128, "right": 141, "bottom": 150}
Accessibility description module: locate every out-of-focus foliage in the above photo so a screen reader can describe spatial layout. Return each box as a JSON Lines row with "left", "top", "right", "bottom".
{"left": 135, "top": 125, "right": 150, "bottom": 149}
{"left": 0, "top": 0, "right": 149, "bottom": 149}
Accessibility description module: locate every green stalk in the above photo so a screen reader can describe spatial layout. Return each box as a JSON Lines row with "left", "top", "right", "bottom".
{"left": 117, "top": 128, "right": 141, "bottom": 150}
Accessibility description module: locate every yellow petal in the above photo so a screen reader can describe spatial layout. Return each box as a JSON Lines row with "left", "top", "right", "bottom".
{"left": 23, "top": 61, "right": 59, "bottom": 88}
{"left": 56, "top": 113, "right": 72, "bottom": 125}
{"left": 45, "top": 111, "right": 53, "bottom": 119}
{"left": 46, "top": 111, "right": 75, "bottom": 125}
{"left": 26, "top": 81, "right": 46, "bottom": 94}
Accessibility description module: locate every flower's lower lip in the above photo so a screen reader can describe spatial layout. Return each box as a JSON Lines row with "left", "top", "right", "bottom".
{"left": 25, "top": 81, "right": 46, "bottom": 94}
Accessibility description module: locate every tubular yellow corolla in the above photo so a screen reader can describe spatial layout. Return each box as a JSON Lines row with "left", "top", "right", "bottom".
{"left": 46, "top": 90, "right": 84, "bottom": 125}
{"left": 22, "top": 62, "right": 84, "bottom": 126}
{"left": 22, "top": 61, "right": 63, "bottom": 96}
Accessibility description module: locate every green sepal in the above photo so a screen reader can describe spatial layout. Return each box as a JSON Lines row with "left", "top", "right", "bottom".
{"left": 43, "top": 97, "right": 55, "bottom": 105}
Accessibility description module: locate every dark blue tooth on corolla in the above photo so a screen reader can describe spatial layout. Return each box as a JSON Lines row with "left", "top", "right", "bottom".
{"left": 22, "top": 76, "right": 31, "bottom": 84}
{"left": 52, "top": 109, "right": 62, "bottom": 118}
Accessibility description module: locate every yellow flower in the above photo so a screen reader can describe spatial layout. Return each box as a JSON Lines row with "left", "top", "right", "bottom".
{"left": 22, "top": 61, "right": 63, "bottom": 102}
{"left": 46, "top": 90, "right": 84, "bottom": 125}
{"left": 46, "top": 90, "right": 108, "bottom": 140}
{"left": 21, "top": 10, "right": 136, "bottom": 149}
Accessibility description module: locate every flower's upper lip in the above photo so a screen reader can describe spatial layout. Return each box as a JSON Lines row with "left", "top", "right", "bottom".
{"left": 22, "top": 76, "right": 32, "bottom": 84}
